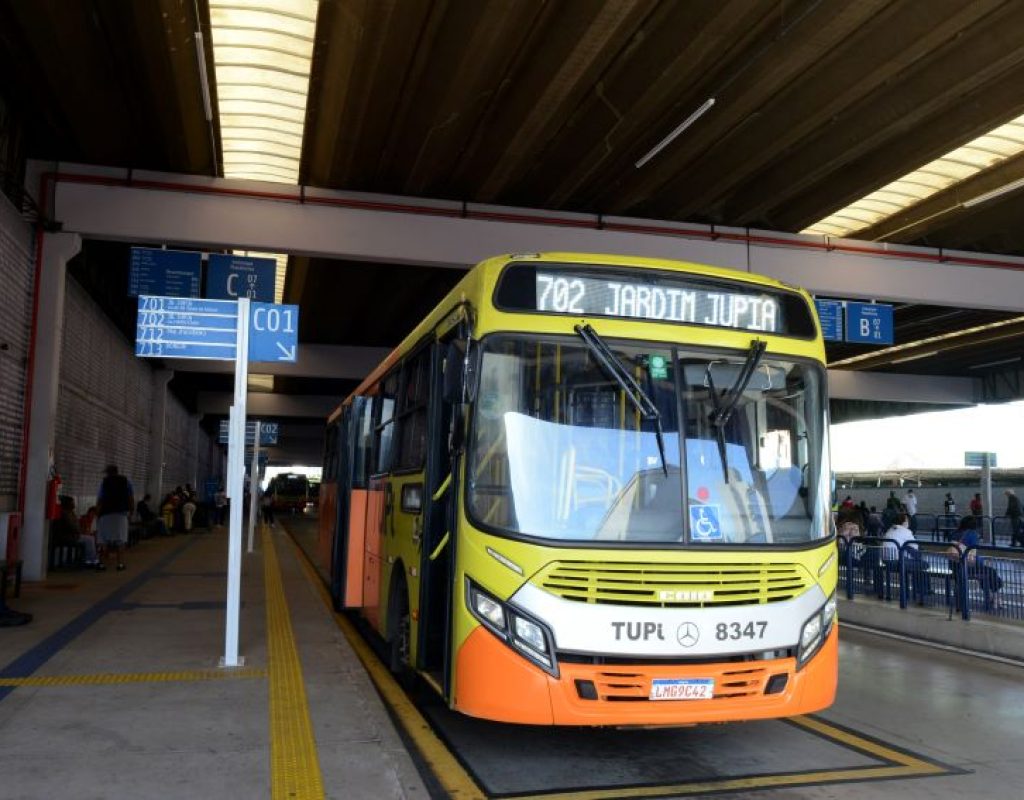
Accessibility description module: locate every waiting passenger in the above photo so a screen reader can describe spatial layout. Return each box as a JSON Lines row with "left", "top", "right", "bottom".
{"left": 865, "top": 506, "right": 883, "bottom": 537}
{"left": 137, "top": 494, "right": 168, "bottom": 537}
{"left": 1005, "top": 489, "right": 1023, "bottom": 547}
{"left": 948, "top": 516, "right": 1003, "bottom": 609}
{"left": 182, "top": 493, "right": 197, "bottom": 532}
{"left": 882, "top": 512, "right": 925, "bottom": 602}
{"left": 51, "top": 495, "right": 102, "bottom": 570}
{"left": 96, "top": 465, "right": 133, "bottom": 571}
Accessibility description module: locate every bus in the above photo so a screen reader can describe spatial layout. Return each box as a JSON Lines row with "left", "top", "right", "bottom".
{"left": 319, "top": 252, "right": 836, "bottom": 725}
{"left": 267, "top": 473, "right": 310, "bottom": 513}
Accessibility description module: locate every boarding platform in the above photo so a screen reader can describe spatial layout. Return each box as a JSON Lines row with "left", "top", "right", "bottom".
{"left": 0, "top": 525, "right": 425, "bottom": 799}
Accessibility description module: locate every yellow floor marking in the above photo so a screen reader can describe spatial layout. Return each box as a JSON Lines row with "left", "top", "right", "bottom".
{"left": 0, "top": 668, "right": 266, "bottom": 687}
{"left": 789, "top": 714, "right": 947, "bottom": 773}
{"left": 287, "top": 533, "right": 486, "bottom": 800}
{"left": 264, "top": 528, "right": 326, "bottom": 800}
{"left": 507, "top": 765, "right": 932, "bottom": 800}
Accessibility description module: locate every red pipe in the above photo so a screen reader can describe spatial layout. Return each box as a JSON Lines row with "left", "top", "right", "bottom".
{"left": 17, "top": 171, "right": 54, "bottom": 518}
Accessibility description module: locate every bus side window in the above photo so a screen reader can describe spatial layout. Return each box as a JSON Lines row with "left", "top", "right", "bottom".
{"left": 395, "top": 347, "right": 431, "bottom": 471}
{"left": 323, "top": 422, "right": 338, "bottom": 481}
{"left": 374, "top": 372, "right": 399, "bottom": 474}
{"left": 352, "top": 400, "right": 373, "bottom": 489}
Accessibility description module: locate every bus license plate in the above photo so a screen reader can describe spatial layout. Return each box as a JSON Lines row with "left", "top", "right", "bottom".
{"left": 650, "top": 678, "right": 714, "bottom": 701}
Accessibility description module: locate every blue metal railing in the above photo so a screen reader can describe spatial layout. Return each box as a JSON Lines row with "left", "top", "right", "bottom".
{"left": 960, "top": 546, "right": 1024, "bottom": 622}
{"left": 839, "top": 536, "right": 1024, "bottom": 624}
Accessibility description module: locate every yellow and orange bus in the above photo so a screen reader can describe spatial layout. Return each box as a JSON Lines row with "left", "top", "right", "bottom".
{"left": 319, "top": 252, "right": 837, "bottom": 725}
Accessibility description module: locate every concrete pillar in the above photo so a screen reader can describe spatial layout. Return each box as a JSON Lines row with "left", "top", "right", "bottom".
{"left": 22, "top": 231, "right": 81, "bottom": 581}
{"left": 189, "top": 413, "right": 201, "bottom": 489}
{"left": 146, "top": 369, "right": 173, "bottom": 503}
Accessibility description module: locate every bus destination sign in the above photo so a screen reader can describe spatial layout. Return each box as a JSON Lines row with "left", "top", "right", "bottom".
{"left": 535, "top": 271, "right": 781, "bottom": 333}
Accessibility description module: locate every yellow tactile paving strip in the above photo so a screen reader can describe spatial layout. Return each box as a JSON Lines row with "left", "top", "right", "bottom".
{"left": 0, "top": 669, "right": 266, "bottom": 687}
{"left": 287, "top": 533, "right": 487, "bottom": 799}
{"left": 264, "top": 527, "right": 326, "bottom": 800}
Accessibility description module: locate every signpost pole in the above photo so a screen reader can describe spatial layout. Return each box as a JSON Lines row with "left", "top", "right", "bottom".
{"left": 247, "top": 423, "right": 261, "bottom": 554}
{"left": 223, "top": 298, "right": 250, "bottom": 668}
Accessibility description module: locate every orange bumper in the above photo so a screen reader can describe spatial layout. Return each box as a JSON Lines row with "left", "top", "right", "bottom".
{"left": 454, "top": 624, "right": 838, "bottom": 726}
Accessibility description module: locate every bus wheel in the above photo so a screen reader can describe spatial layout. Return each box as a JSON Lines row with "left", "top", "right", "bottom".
{"left": 388, "top": 576, "right": 411, "bottom": 676}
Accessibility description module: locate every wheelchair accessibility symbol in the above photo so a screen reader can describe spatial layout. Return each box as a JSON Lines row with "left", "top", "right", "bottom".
{"left": 689, "top": 505, "right": 723, "bottom": 541}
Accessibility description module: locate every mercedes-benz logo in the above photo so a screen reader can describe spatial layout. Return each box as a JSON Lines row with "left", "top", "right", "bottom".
{"left": 677, "top": 622, "right": 700, "bottom": 648}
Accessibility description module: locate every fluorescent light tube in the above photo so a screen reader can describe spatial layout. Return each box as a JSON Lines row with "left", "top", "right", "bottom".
{"left": 635, "top": 97, "right": 716, "bottom": 169}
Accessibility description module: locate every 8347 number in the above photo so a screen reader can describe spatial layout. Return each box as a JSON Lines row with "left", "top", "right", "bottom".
{"left": 716, "top": 621, "right": 767, "bottom": 641}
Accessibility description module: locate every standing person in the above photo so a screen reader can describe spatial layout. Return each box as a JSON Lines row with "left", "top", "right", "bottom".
{"left": 261, "top": 490, "right": 275, "bottom": 527}
{"left": 213, "top": 487, "right": 227, "bottom": 527}
{"left": 970, "top": 493, "right": 983, "bottom": 517}
{"left": 1006, "top": 489, "right": 1023, "bottom": 547}
{"left": 944, "top": 493, "right": 956, "bottom": 515}
{"left": 181, "top": 493, "right": 197, "bottom": 532}
{"left": 97, "top": 465, "right": 133, "bottom": 571}
{"left": 904, "top": 489, "right": 918, "bottom": 531}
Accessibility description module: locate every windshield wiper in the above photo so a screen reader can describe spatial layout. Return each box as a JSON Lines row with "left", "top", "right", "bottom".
{"left": 575, "top": 324, "right": 668, "bottom": 476}
{"left": 706, "top": 339, "right": 767, "bottom": 483}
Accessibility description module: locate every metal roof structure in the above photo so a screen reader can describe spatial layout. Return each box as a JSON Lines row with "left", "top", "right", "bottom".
{"left": 5, "top": 0, "right": 1024, "bottom": 445}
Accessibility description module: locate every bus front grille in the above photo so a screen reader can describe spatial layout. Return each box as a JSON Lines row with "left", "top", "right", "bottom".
{"left": 535, "top": 561, "right": 811, "bottom": 607}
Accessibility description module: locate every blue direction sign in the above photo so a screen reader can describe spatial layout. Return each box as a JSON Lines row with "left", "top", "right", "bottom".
{"left": 135, "top": 296, "right": 298, "bottom": 362}
{"left": 219, "top": 420, "right": 279, "bottom": 445}
{"left": 845, "top": 302, "right": 894, "bottom": 345}
{"left": 249, "top": 302, "right": 299, "bottom": 363}
{"left": 814, "top": 300, "right": 844, "bottom": 342}
{"left": 207, "top": 254, "right": 277, "bottom": 302}
{"left": 964, "top": 451, "right": 997, "bottom": 468}
{"left": 129, "top": 248, "right": 202, "bottom": 298}
{"left": 135, "top": 296, "right": 238, "bottom": 359}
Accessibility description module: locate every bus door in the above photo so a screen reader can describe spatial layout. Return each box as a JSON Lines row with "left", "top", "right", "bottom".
{"left": 327, "top": 397, "right": 372, "bottom": 611}
{"left": 417, "top": 337, "right": 462, "bottom": 696}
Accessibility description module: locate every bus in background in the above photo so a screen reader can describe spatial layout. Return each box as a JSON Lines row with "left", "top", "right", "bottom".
{"left": 268, "top": 473, "right": 310, "bottom": 513}
{"left": 319, "top": 252, "right": 836, "bottom": 726}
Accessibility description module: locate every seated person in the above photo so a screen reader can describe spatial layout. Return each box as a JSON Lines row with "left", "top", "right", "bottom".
{"left": 882, "top": 512, "right": 924, "bottom": 601}
{"left": 136, "top": 494, "right": 168, "bottom": 536}
{"left": 948, "top": 516, "right": 1003, "bottom": 608}
{"left": 52, "top": 495, "right": 103, "bottom": 570}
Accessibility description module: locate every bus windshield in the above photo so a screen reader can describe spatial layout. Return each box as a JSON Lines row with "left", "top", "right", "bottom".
{"left": 467, "top": 334, "right": 830, "bottom": 545}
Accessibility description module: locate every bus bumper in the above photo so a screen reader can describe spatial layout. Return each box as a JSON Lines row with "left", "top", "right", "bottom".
{"left": 454, "top": 624, "right": 838, "bottom": 726}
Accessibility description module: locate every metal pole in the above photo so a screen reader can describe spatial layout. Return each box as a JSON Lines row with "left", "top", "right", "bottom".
{"left": 247, "top": 422, "right": 260, "bottom": 553}
{"left": 983, "top": 455, "right": 993, "bottom": 544}
{"left": 223, "top": 298, "right": 250, "bottom": 668}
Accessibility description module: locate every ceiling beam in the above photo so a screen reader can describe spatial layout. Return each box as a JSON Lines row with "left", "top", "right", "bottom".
{"left": 163, "top": 344, "right": 390, "bottom": 379}
{"left": 197, "top": 392, "right": 341, "bottom": 418}
{"left": 43, "top": 163, "right": 1024, "bottom": 311}
{"left": 827, "top": 370, "right": 978, "bottom": 405}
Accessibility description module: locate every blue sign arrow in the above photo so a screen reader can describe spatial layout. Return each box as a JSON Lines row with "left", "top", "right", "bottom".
{"left": 845, "top": 302, "right": 894, "bottom": 345}
{"left": 207, "top": 254, "right": 277, "bottom": 302}
{"left": 249, "top": 302, "right": 299, "bottom": 363}
{"left": 129, "top": 248, "right": 202, "bottom": 298}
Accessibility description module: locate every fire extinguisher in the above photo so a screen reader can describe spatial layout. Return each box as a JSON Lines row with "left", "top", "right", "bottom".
{"left": 46, "top": 470, "right": 62, "bottom": 520}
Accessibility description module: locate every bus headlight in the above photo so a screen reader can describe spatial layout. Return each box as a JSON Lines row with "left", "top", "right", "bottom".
{"left": 466, "top": 579, "right": 558, "bottom": 676}
{"left": 471, "top": 589, "right": 506, "bottom": 629}
{"left": 513, "top": 614, "right": 547, "bottom": 653}
{"left": 797, "top": 591, "right": 836, "bottom": 668}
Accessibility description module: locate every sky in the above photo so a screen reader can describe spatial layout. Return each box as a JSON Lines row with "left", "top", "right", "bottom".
{"left": 830, "top": 400, "right": 1024, "bottom": 472}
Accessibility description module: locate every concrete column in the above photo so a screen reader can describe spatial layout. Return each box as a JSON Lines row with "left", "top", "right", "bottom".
{"left": 146, "top": 369, "right": 173, "bottom": 503}
{"left": 188, "top": 413, "right": 201, "bottom": 489}
{"left": 22, "top": 231, "right": 81, "bottom": 580}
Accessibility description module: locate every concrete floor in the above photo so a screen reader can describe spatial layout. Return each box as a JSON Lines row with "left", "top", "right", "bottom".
{"left": 0, "top": 527, "right": 426, "bottom": 800}
{"left": 3, "top": 518, "right": 1022, "bottom": 799}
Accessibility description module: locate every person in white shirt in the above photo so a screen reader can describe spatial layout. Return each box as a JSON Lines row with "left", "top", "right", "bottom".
{"left": 882, "top": 513, "right": 924, "bottom": 602}
{"left": 903, "top": 489, "right": 918, "bottom": 516}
